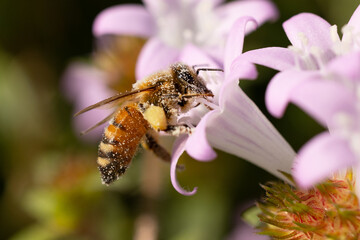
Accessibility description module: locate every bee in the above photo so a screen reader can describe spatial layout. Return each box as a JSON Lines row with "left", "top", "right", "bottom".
{"left": 75, "top": 62, "right": 220, "bottom": 185}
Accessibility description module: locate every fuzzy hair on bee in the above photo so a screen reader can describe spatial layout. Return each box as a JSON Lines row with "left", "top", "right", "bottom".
{"left": 75, "top": 62, "right": 220, "bottom": 184}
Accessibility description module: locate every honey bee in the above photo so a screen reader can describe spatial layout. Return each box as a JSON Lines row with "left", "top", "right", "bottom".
{"left": 75, "top": 62, "right": 220, "bottom": 184}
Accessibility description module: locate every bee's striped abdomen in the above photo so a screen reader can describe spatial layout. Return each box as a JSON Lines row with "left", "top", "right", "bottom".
{"left": 97, "top": 106, "right": 149, "bottom": 184}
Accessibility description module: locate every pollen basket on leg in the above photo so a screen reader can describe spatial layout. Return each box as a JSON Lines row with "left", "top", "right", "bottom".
{"left": 98, "top": 106, "right": 150, "bottom": 184}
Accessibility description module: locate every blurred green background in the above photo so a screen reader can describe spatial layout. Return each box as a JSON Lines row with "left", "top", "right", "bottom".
{"left": 0, "top": 0, "right": 357, "bottom": 239}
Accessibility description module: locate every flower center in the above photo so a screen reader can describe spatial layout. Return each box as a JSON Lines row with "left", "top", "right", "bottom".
{"left": 331, "top": 24, "right": 360, "bottom": 55}
{"left": 288, "top": 33, "right": 327, "bottom": 71}
{"left": 288, "top": 24, "right": 360, "bottom": 72}
{"left": 152, "top": 0, "right": 219, "bottom": 48}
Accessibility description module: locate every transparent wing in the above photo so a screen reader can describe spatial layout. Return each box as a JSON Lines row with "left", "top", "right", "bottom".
{"left": 80, "top": 111, "right": 116, "bottom": 135}
{"left": 74, "top": 86, "right": 156, "bottom": 117}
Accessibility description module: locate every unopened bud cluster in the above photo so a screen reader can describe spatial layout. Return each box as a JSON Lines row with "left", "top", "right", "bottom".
{"left": 258, "top": 172, "right": 360, "bottom": 239}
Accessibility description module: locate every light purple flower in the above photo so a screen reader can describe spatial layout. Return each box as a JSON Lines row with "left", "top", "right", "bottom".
{"left": 62, "top": 62, "right": 116, "bottom": 141}
{"left": 242, "top": 4, "right": 360, "bottom": 193}
{"left": 170, "top": 17, "right": 295, "bottom": 195}
{"left": 62, "top": 36, "right": 142, "bottom": 141}
{"left": 93, "top": 0, "right": 278, "bottom": 79}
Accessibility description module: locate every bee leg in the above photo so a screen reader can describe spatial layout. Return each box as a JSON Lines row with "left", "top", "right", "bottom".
{"left": 164, "top": 125, "right": 192, "bottom": 136}
{"left": 142, "top": 133, "right": 171, "bottom": 162}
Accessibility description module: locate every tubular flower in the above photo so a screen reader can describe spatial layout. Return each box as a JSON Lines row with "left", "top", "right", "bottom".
{"left": 242, "top": 4, "right": 360, "bottom": 193}
{"left": 62, "top": 36, "right": 145, "bottom": 141}
{"left": 93, "top": 0, "right": 278, "bottom": 79}
{"left": 169, "top": 17, "right": 295, "bottom": 195}
{"left": 258, "top": 171, "right": 360, "bottom": 239}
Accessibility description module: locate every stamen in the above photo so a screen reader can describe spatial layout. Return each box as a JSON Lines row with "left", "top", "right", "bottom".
{"left": 195, "top": 98, "right": 220, "bottom": 110}
{"left": 298, "top": 32, "right": 309, "bottom": 50}
{"left": 330, "top": 25, "right": 340, "bottom": 43}
{"left": 309, "top": 46, "right": 325, "bottom": 70}
{"left": 177, "top": 116, "right": 195, "bottom": 128}
{"left": 288, "top": 46, "right": 303, "bottom": 70}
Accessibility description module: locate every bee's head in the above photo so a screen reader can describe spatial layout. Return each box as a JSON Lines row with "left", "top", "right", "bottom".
{"left": 171, "top": 63, "right": 213, "bottom": 96}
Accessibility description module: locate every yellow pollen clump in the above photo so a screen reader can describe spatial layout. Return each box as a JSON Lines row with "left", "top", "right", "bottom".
{"left": 97, "top": 157, "right": 110, "bottom": 167}
{"left": 143, "top": 105, "right": 167, "bottom": 131}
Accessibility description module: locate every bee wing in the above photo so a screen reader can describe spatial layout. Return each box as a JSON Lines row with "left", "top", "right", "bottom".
{"left": 74, "top": 86, "right": 156, "bottom": 117}
{"left": 80, "top": 111, "right": 116, "bottom": 135}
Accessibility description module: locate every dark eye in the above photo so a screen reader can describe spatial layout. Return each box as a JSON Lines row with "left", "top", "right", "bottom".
{"left": 179, "top": 71, "right": 195, "bottom": 84}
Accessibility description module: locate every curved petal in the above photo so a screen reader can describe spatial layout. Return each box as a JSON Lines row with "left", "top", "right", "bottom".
{"left": 205, "top": 69, "right": 295, "bottom": 181}
{"left": 186, "top": 111, "right": 218, "bottom": 161}
{"left": 290, "top": 78, "right": 357, "bottom": 127}
{"left": 293, "top": 132, "right": 357, "bottom": 189}
{"left": 265, "top": 70, "right": 320, "bottom": 118}
{"left": 242, "top": 47, "right": 295, "bottom": 71}
{"left": 170, "top": 135, "right": 198, "bottom": 196}
{"left": 225, "top": 57, "right": 258, "bottom": 86}
{"left": 347, "top": 4, "right": 360, "bottom": 33}
{"left": 136, "top": 37, "right": 180, "bottom": 79}
{"left": 93, "top": 5, "right": 156, "bottom": 37}
{"left": 327, "top": 51, "right": 360, "bottom": 82}
{"left": 283, "top": 13, "right": 332, "bottom": 50}
{"left": 224, "top": 16, "right": 257, "bottom": 73}
{"left": 215, "top": 0, "right": 278, "bottom": 35}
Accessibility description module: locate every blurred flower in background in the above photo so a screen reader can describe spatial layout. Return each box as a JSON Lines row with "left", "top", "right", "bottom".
{"left": 63, "top": 36, "right": 145, "bottom": 140}
{"left": 93, "top": 0, "right": 279, "bottom": 78}
{"left": 243, "top": 4, "right": 360, "bottom": 193}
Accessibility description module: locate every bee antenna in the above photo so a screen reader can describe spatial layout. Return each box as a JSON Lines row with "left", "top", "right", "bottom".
{"left": 196, "top": 68, "right": 224, "bottom": 76}
{"left": 192, "top": 64, "right": 209, "bottom": 70}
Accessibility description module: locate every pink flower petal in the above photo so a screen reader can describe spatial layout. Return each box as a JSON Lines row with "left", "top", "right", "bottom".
{"left": 216, "top": 0, "right": 278, "bottom": 35}
{"left": 224, "top": 17, "right": 257, "bottom": 73}
{"left": 283, "top": 13, "right": 332, "bottom": 50}
{"left": 242, "top": 47, "right": 295, "bottom": 71}
{"left": 170, "top": 135, "right": 198, "bottom": 196}
{"left": 225, "top": 57, "right": 258, "bottom": 88}
{"left": 290, "top": 78, "right": 357, "bottom": 127}
{"left": 265, "top": 70, "right": 320, "bottom": 118}
{"left": 347, "top": 4, "right": 360, "bottom": 33}
{"left": 144, "top": 0, "right": 223, "bottom": 11}
{"left": 205, "top": 83, "right": 295, "bottom": 181}
{"left": 293, "top": 132, "right": 357, "bottom": 189}
{"left": 327, "top": 51, "right": 360, "bottom": 82}
{"left": 186, "top": 111, "right": 218, "bottom": 161}
{"left": 136, "top": 37, "right": 180, "bottom": 79}
{"left": 62, "top": 63, "right": 116, "bottom": 141}
{"left": 178, "top": 43, "right": 219, "bottom": 67}
{"left": 93, "top": 5, "right": 156, "bottom": 37}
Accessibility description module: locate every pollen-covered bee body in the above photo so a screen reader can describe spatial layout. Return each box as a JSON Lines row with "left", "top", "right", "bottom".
{"left": 76, "top": 62, "right": 214, "bottom": 185}
{"left": 98, "top": 105, "right": 149, "bottom": 184}
{"left": 134, "top": 63, "right": 211, "bottom": 123}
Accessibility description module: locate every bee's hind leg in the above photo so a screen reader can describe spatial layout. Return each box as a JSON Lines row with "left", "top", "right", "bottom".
{"left": 142, "top": 132, "right": 171, "bottom": 162}
{"left": 142, "top": 132, "right": 185, "bottom": 171}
